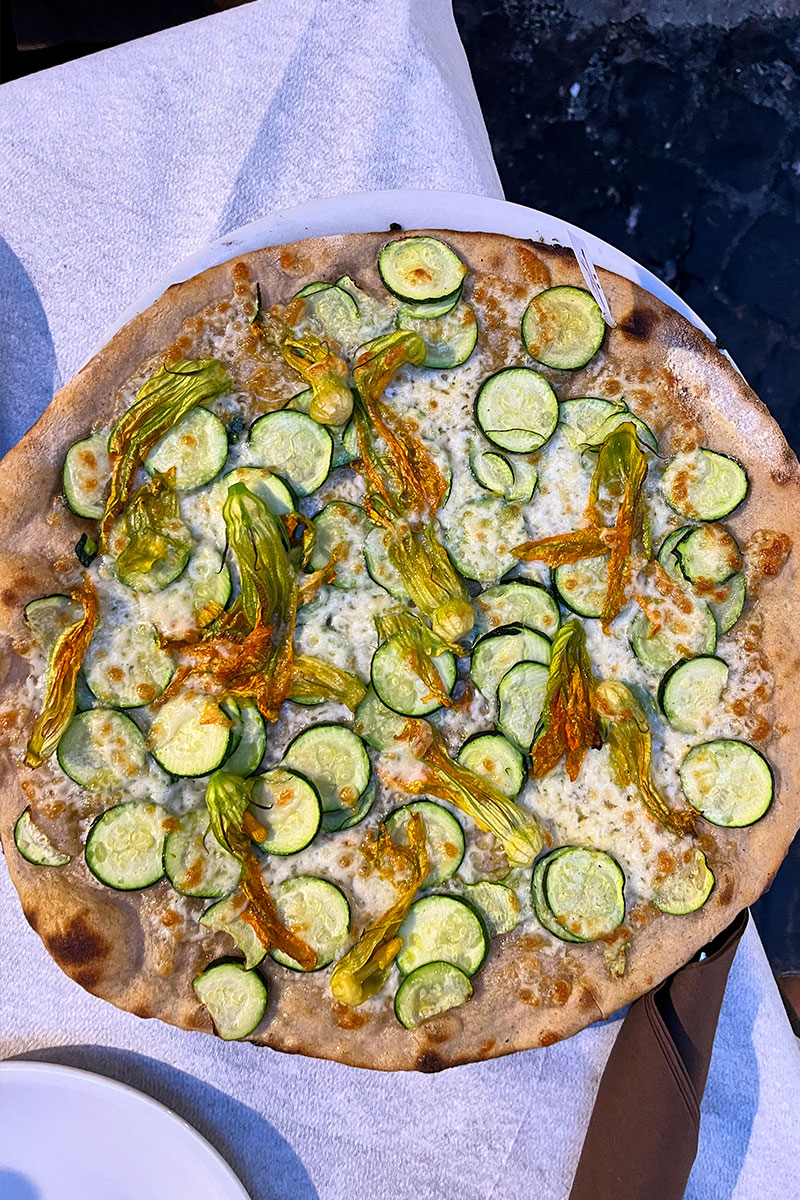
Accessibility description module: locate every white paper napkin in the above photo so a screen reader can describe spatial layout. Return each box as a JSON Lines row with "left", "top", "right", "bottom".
{"left": 1, "top": 3, "right": 798, "bottom": 1198}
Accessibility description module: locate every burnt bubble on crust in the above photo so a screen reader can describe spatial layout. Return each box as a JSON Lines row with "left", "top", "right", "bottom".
{"left": 618, "top": 307, "right": 656, "bottom": 341}
{"left": 45, "top": 912, "right": 111, "bottom": 990}
{"left": 415, "top": 1049, "right": 448, "bottom": 1073}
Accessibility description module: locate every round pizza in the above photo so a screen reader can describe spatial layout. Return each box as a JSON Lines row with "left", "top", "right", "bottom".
{"left": 1, "top": 229, "right": 798, "bottom": 1071}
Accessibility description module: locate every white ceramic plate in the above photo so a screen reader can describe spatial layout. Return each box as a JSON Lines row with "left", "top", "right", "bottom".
{"left": 95, "top": 188, "right": 734, "bottom": 367}
{"left": 0, "top": 1060, "right": 249, "bottom": 1200}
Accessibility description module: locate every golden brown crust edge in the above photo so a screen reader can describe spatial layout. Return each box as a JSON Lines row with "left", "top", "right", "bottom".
{"left": 1, "top": 229, "right": 799, "bottom": 1072}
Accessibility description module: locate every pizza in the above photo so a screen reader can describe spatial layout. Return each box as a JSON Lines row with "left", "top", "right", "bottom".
{"left": 1, "top": 229, "right": 798, "bottom": 1072}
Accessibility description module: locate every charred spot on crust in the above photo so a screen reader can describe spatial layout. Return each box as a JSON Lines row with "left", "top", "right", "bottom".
{"left": 131, "top": 1004, "right": 153, "bottom": 1019}
{"left": 416, "top": 1050, "right": 447, "bottom": 1073}
{"left": 46, "top": 914, "right": 110, "bottom": 974}
{"left": 24, "top": 907, "right": 39, "bottom": 932}
{"left": 539, "top": 1031, "right": 559, "bottom": 1047}
{"left": 537, "top": 241, "right": 573, "bottom": 259}
{"left": 718, "top": 880, "right": 735, "bottom": 905}
{"left": 619, "top": 308, "right": 655, "bottom": 341}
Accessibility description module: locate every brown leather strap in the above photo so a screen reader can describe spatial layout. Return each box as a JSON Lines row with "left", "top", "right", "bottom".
{"left": 569, "top": 909, "right": 748, "bottom": 1200}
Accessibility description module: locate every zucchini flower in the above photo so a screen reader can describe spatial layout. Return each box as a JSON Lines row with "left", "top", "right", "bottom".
{"left": 530, "top": 619, "right": 602, "bottom": 782}
{"left": 281, "top": 332, "right": 353, "bottom": 425}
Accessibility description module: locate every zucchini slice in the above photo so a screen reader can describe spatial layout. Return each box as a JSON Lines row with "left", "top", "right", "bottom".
{"left": 24, "top": 594, "right": 83, "bottom": 654}
{"left": 673, "top": 524, "right": 742, "bottom": 585}
{"left": 270, "top": 875, "right": 351, "bottom": 971}
{"left": 145, "top": 408, "right": 228, "bottom": 489}
{"left": 630, "top": 602, "right": 717, "bottom": 674}
{"left": 363, "top": 525, "right": 411, "bottom": 600}
{"left": 470, "top": 623, "right": 551, "bottom": 701}
{"left": 370, "top": 634, "right": 456, "bottom": 717}
{"left": 680, "top": 739, "right": 773, "bottom": 827}
{"left": 461, "top": 881, "right": 520, "bottom": 936}
{"left": 592, "top": 410, "right": 658, "bottom": 453}
{"left": 394, "top": 961, "right": 473, "bottom": 1029}
{"left": 657, "top": 656, "right": 729, "bottom": 735}
{"left": 217, "top": 466, "right": 295, "bottom": 516}
{"left": 398, "top": 288, "right": 462, "bottom": 320}
{"left": 309, "top": 501, "right": 370, "bottom": 590}
{"left": 150, "top": 545, "right": 232, "bottom": 635}
{"left": 292, "top": 282, "right": 360, "bottom": 341}
{"left": 558, "top": 397, "right": 624, "bottom": 449}
{"left": 249, "top": 768, "right": 322, "bottom": 855}
{"left": 321, "top": 778, "right": 377, "bottom": 833}
{"left": 222, "top": 703, "right": 266, "bottom": 776}
{"left": 353, "top": 687, "right": 408, "bottom": 752}
{"left": 709, "top": 572, "right": 746, "bottom": 634}
{"left": 193, "top": 961, "right": 267, "bottom": 1040}
{"left": 531, "top": 852, "right": 584, "bottom": 943}
{"left": 497, "top": 660, "right": 550, "bottom": 751}
{"left": 396, "top": 301, "right": 478, "bottom": 368}
{"left": 474, "top": 581, "right": 559, "bottom": 639}
{"left": 543, "top": 846, "right": 625, "bottom": 941}
{"left": 396, "top": 895, "right": 488, "bottom": 976}
{"left": 164, "top": 807, "right": 241, "bottom": 898}
{"left": 199, "top": 896, "right": 266, "bottom": 969}
{"left": 444, "top": 497, "right": 528, "bottom": 583}
{"left": 652, "top": 848, "right": 715, "bottom": 916}
{"left": 656, "top": 527, "right": 692, "bottom": 581}
{"left": 384, "top": 800, "right": 465, "bottom": 888}
{"left": 475, "top": 367, "right": 559, "bottom": 453}
{"left": 57, "top": 708, "right": 147, "bottom": 790}
{"left": 111, "top": 509, "right": 193, "bottom": 595}
{"left": 522, "top": 286, "right": 606, "bottom": 370}
{"left": 469, "top": 445, "right": 538, "bottom": 503}
{"left": 249, "top": 411, "right": 333, "bottom": 497}
{"left": 150, "top": 692, "right": 232, "bottom": 777}
{"left": 553, "top": 554, "right": 609, "bottom": 619}
{"left": 62, "top": 432, "right": 110, "bottom": 519}
{"left": 85, "top": 802, "right": 168, "bottom": 890}
{"left": 661, "top": 449, "right": 748, "bottom": 520}
{"left": 378, "top": 236, "right": 466, "bottom": 303}
{"left": 457, "top": 732, "right": 525, "bottom": 799}
{"left": 283, "top": 724, "right": 371, "bottom": 816}
{"left": 14, "top": 808, "right": 72, "bottom": 867}
{"left": 83, "top": 624, "right": 173, "bottom": 708}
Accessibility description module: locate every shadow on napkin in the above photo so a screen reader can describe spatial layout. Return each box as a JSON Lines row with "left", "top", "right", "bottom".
{"left": 14, "top": 1044, "right": 319, "bottom": 1200}
{"left": 0, "top": 236, "right": 58, "bottom": 457}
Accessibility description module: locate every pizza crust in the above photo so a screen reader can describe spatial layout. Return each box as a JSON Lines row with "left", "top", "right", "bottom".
{"left": 2, "top": 230, "right": 799, "bottom": 1071}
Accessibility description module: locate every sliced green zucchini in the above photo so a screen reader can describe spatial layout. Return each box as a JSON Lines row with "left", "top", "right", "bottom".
{"left": 283, "top": 724, "right": 371, "bottom": 816}
{"left": 249, "top": 768, "right": 322, "bottom": 855}
{"left": 370, "top": 634, "right": 456, "bottom": 717}
{"left": 631, "top": 602, "right": 717, "bottom": 674}
{"left": 470, "top": 623, "right": 551, "bottom": 701}
{"left": 532, "top": 851, "right": 584, "bottom": 943}
{"left": 657, "top": 656, "right": 729, "bottom": 735}
{"left": 341, "top": 420, "right": 359, "bottom": 463}
{"left": 150, "top": 692, "right": 232, "bottom": 777}
{"left": 396, "top": 301, "right": 478, "bottom": 368}
{"left": 164, "top": 807, "right": 241, "bottom": 897}
{"left": 24, "top": 594, "right": 82, "bottom": 654}
{"left": 309, "top": 501, "right": 370, "bottom": 590}
{"left": 461, "top": 881, "right": 520, "bottom": 936}
{"left": 397, "top": 895, "right": 487, "bottom": 976}
{"left": 673, "top": 524, "right": 742, "bottom": 585}
{"left": 398, "top": 287, "right": 462, "bottom": 320}
{"left": 249, "top": 411, "right": 333, "bottom": 497}
{"left": 553, "top": 555, "right": 609, "bottom": 619}
{"left": 457, "top": 732, "right": 525, "bottom": 799}
{"left": 378, "top": 236, "right": 466, "bottom": 303}
{"left": 145, "top": 408, "right": 228, "bottom": 489}
{"left": 384, "top": 800, "right": 465, "bottom": 888}
{"left": 469, "top": 445, "right": 538, "bottom": 503}
{"left": 321, "top": 778, "right": 377, "bottom": 833}
{"left": 270, "top": 875, "right": 351, "bottom": 971}
{"left": 661, "top": 449, "right": 749, "bottom": 520}
{"left": 475, "top": 367, "right": 559, "bottom": 453}
{"left": 62, "top": 432, "right": 110, "bottom": 519}
{"left": 444, "top": 497, "right": 527, "bottom": 583}
{"left": 394, "top": 961, "right": 473, "bottom": 1029}
{"left": 85, "top": 802, "right": 168, "bottom": 889}
{"left": 592, "top": 410, "right": 658, "bottom": 453}
{"left": 57, "top": 708, "right": 147, "bottom": 790}
{"left": 218, "top": 466, "right": 295, "bottom": 515}
{"left": 193, "top": 961, "right": 267, "bottom": 1040}
{"left": 679, "top": 740, "right": 773, "bottom": 827}
{"left": 222, "top": 703, "right": 266, "bottom": 776}
{"left": 558, "top": 397, "right": 624, "bottom": 449}
{"left": 14, "top": 808, "right": 71, "bottom": 867}
{"left": 292, "top": 283, "right": 360, "bottom": 341}
{"left": 157, "top": 545, "right": 232, "bottom": 631}
{"left": 652, "top": 848, "right": 715, "bottom": 915}
{"left": 522, "top": 286, "right": 605, "bottom": 370}
{"left": 657, "top": 527, "right": 691, "bottom": 581}
{"left": 363, "top": 525, "right": 411, "bottom": 600}
{"left": 497, "top": 660, "right": 550, "bottom": 751}
{"left": 474, "top": 581, "right": 559, "bottom": 639}
{"left": 83, "top": 624, "right": 173, "bottom": 708}
{"left": 353, "top": 687, "right": 408, "bottom": 752}
{"left": 709, "top": 572, "right": 746, "bottom": 634}
{"left": 199, "top": 896, "right": 266, "bottom": 968}
{"left": 544, "top": 846, "right": 625, "bottom": 941}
